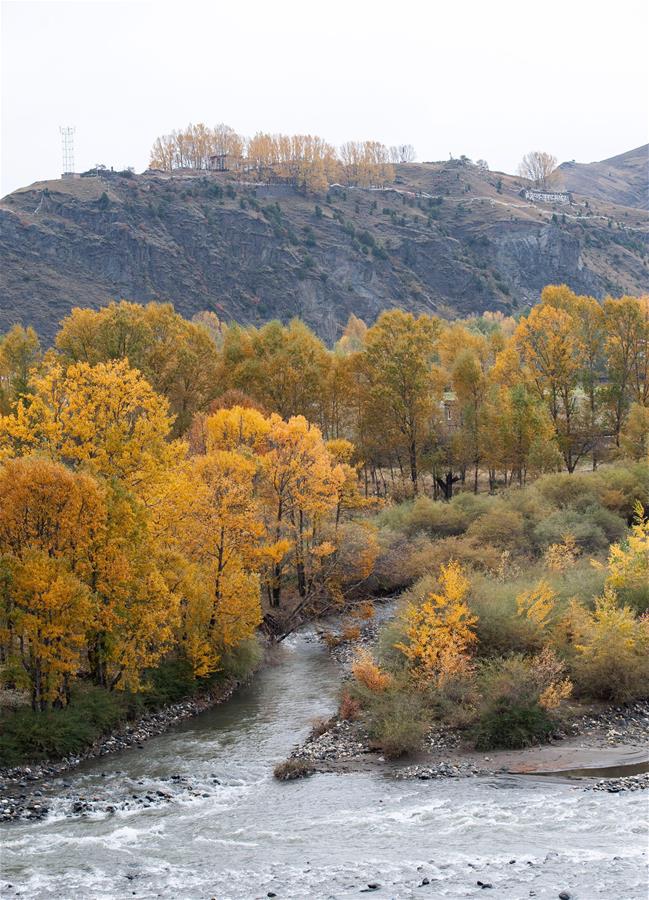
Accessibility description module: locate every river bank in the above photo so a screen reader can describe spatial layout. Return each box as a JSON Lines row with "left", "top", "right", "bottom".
{"left": 287, "top": 622, "right": 649, "bottom": 789}
{"left": 0, "top": 676, "right": 245, "bottom": 822}
{"left": 3, "top": 627, "right": 648, "bottom": 900}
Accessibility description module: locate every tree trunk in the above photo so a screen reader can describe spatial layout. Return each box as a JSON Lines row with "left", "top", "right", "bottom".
{"left": 409, "top": 439, "right": 418, "bottom": 495}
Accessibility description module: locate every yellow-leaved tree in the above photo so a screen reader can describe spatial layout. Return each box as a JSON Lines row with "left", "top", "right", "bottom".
{"left": 398, "top": 561, "right": 478, "bottom": 684}
{"left": 0, "top": 358, "right": 182, "bottom": 496}
{"left": 256, "top": 414, "right": 343, "bottom": 609}
{"left": 572, "top": 588, "right": 649, "bottom": 701}
{"left": 187, "top": 450, "right": 263, "bottom": 666}
{"left": 602, "top": 501, "right": 649, "bottom": 610}
{"left": 515, "top": 303, "right": 588, "bottom": 472}
{"left": 0, "top": 457, "right": 103, "bottom": 708}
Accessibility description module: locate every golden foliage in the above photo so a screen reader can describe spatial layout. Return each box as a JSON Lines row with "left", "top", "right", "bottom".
{"left": 604, "top": 501, "right": 649, "bottom": 596}
{"left": 516, "top": 580, "right": 557, "bottom": 629}
{"left": 572, "top": 588, "right": 649, "bottom": 701}
{"left": 398, "top": 561, "right": 478, "bottom": 684}
{"left": 352, "top": 650, "right": 392, "bottom": 692}
{"left": 544, "top": 533, "right": 580, "bottom": 572}
{"left": 0, "top": 358, "right": 180, "bottom": 494}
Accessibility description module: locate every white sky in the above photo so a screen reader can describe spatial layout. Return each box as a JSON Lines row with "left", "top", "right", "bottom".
{"left": 1, "top": 0, "right": 648, "bottom": 197}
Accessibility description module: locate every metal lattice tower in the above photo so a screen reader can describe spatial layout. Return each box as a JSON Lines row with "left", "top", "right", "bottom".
{"left": 59, "top": 126, "right": 75, "bottom": 174}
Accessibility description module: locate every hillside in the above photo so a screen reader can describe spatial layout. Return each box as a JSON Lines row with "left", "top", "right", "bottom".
{"left": 1, "top": 157, "right": 648, "bottom": 342}
{"left": 558, "top": 145, "right": 649, "bottom": 210}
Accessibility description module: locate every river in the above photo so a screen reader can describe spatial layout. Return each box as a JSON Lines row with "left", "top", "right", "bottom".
{"left": 1, "top": 630, "right": 647, "bottom": 899}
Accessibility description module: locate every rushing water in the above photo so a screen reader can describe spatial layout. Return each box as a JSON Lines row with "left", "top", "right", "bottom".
{"left": 2, "top": 631, "right": 647, "bottom": 899}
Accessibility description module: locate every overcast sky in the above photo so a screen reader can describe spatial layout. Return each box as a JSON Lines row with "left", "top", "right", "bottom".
{"left": 2, "top": 0, "right": 648, "bottom": 197}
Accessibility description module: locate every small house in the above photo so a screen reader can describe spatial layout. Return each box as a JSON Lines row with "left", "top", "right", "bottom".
{"left": 520, "top": 187, "right": 572, "bottom": 204}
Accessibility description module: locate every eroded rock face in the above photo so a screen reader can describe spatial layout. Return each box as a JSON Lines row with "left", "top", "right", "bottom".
{"left": 2, "top": 164, "right": 647, "bottom": 342}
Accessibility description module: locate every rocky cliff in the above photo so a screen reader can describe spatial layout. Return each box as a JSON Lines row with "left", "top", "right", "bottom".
{"left": 1, "top": 156, "right": 647, "bottom": 342}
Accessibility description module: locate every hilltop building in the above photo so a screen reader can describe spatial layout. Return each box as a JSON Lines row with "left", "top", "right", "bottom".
{"left": 520, "top": 187, "right": 572, "bottom": 204}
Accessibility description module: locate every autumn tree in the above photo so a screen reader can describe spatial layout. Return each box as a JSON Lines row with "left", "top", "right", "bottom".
{"left": 0, "top": 324, "right": 41, "bottom": 414}
{"left": 0, "top": 358, "right": 181, "bottom": 495}
{"left": 149, "top": 123, "right": 244, "bottom": 171}
{"left": 0, "top": 458, "right": 104, "bottom": 708}
{"left": 515, "top": 304, "right": 589, "bottom": 472}
{"left": 397, "top": 561, "right": 477, "bottom": 684}
{"left": 177, "top": 451, "right": 263, "bottom": 670}
{"left": 55, "top": 301, "right": 220, "bottom": 435}
{"left": 620, "top": 403, "right": 649, "bottom": 461}
{"left": 335, "top": 314, "right": 368, "bottom": 356}
{"left": 518, "top": 151, "right": 559, "bottom": 188}
{"left": 216, "top": 319, "right": 331, "bottom": 428}
{"left": 451, "top": 346, "right": 489, "bottom": 493}
{"left": 488, "top": 344, "right": 561, "bottom": 485}
{"left": 602, "top": 296, "right": 649, "bottom": 446}
{"left": 257, "top": 414, "right": 343, "bottom": 610}
{"left": 362, "top": 310, "right": 441, "bottom": 494}
{"left": 541, "top": 286, "right": 607, "bottom": 465}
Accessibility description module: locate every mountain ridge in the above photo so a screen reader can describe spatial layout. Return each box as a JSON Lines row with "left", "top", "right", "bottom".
{"left": 1, "top": 150, "right": 647, "bottom": 343}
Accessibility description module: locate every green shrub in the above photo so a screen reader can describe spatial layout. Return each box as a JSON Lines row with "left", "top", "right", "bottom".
{"left": 533, "top": 509, "right": 609, "bottom": 553}
{"left": 405, "top": 534, "right": 502, "bottom": 579}
{"left": 451, "top": 492, "right": 493, "bottom": 521}
{"left": 534, "top": 472, "right": 599, "bottom": 510}
{"left": 470, "top": 575, "right": 545, "bottom": 656}
{"left": 362, "top": 687, "right": 429, "bottom": 759}
{"left": 471, "top": 652, "right": 566, "bottom": 749}
{"left": 220, "top": 636, "right": 263, "bottom": 681}
{"left": 0, "top": 685, "right": 128, "bottom": 766}
{"left": 616, "top": 581, "right": 649, "bottom": 615}
{"left": 145, "top": 656, "right": 197, "bottom": 706}
{"left": 466, "top": 506, "right": 526, "bottom": 551}
{"left": 431, "top": 672, "right": 480, "bottom": 729}
{"left": 376, "top": 619, "right": 410, "bottom": 672}
{"left": 473, "top": 702, "right": 555, "bottom": 750}
{"left": 594, "top": 463, "right": 649, "bottom": 520}
{"left": 378, "top": 496, "right": 469, "bottom": 538}
{"left": 548, "top": 564, "right": 606, "bottom": 608}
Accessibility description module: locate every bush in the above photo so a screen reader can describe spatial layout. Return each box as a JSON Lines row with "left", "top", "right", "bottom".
{"left": 376, "top": 618, "right": 411, "bottom": 672}
{"left": 534, "top": 472, "right": 599, "bottom": 511}
{"left": 273, "top": 758, "right": 315, "bottom": 780}
{"left": 351, "top": 651, "right": 392, "bottom": 691}
{"left": 466, "top": 506, "right": 526, "bottom": 551}
{"left": 145, "top": 656, "right": 197, "bottom": 707}
{"left": 471, "top": 651, "right": 569, "bottom": 749}
{"left": 0, "top": 685, "right": 128, "bottom": 766}
{"left": 309, "top": 716, "right": 334, "bottom": 739}
{"left": 471, "top": 576, "right": 545, "bottom": 656}
{"left": 594, "top": 463, "right": 649, "bottom": 520}
{"left": 339, "top": 691, "right": 362, "bottom": 721}
{"left": 451, "top": 492, "right": 493, "bottom": 521}
{"left": 404, "top": 535, "right": 502, "bottom": 579}
{"left": 361, "top": 687, "right": 429, "bottom": 758}
{"left": 377, "top": 497, "right": 468, "bottom": 539}
{"left": 473, "top": 702, "right": 555, "bottom": 750}
{"left": 219, "top": 636, "right": 263, "bottom": 681}
{"left": 533, "top": 509, "right": 609, "bottom": 553}
{"left": 570, "top": 591, "right": 649, "bottom": 702}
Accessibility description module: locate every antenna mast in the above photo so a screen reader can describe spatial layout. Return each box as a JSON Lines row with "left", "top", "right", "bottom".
{"left": 59, "top": 126, "right": 75, "bottom": 174}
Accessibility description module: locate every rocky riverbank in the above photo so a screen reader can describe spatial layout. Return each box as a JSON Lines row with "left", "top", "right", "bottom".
{"left": 588, "top": 772, "right": 649, "bottom": 793}
{"left": 0, "top": 678, "right": 244, "bottom": 823}
{"left": 283, "top": 619, "right": 649, "bottom": 787}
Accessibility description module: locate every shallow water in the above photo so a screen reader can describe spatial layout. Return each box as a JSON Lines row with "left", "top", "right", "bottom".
{"left": 2, "top": 632, "right": 648, "bottom": 899}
